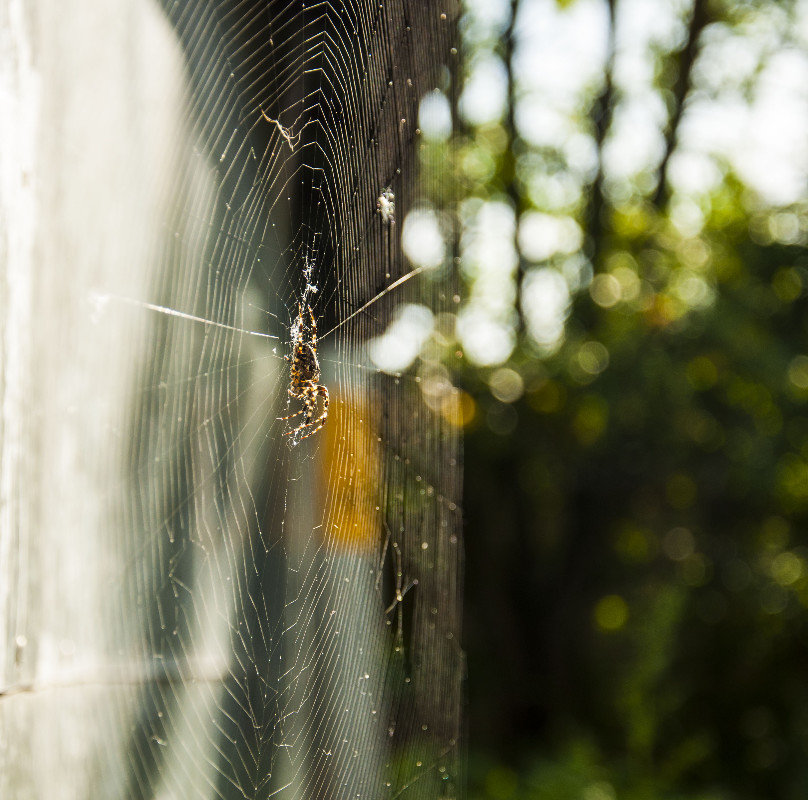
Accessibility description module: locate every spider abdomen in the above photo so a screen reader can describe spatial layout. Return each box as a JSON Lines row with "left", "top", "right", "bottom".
{"left": 292, "top": 343, "right": 320, "bottom": 387}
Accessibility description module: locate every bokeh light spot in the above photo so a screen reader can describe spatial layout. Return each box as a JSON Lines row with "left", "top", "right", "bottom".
{"left": 663, "top": 527, "right": 695, "bottom": 561}
{"left": 594, "top": 595, "right": 629, "bottom": 632}
{"left": 488, "top": 367, "right": 524, "bottom": 403}
{"left": 577, "top": 341, "right": 610, "bottom": 376}
{"left": 418, "top": 89, "right": 452, "bottom": 141}
{"left": 367, "top": 304, "right": 434, "bottom": 373}
{"left": 458, "top": 307, "right": 516, "bottom": 366}
{"left": 590, "top": 273, "right": 622, "bottom": 307}
{"left": 459, "top": 55, "right": 507, "bottom": 126}
{"left": 446, "top": 390, "right": 477, "bottom": 429}
{"left": 522, "top": 268, "right": 571, "bottom": 350}
{"left": 614, "top": 524, "right": 655, "bottom": 564}
{"left": 771, "top": 552, "right": 803, "bottom": 587}
{"left": 777, "top": 455, "right": 808, "bottom": 505}
{"left": 518, "top": 211, "right": 582, "bottom": 262}
{"left": 582, "top": 782, "right": 616, "bottom": 800}
{"left": 787, "top": 355, "right": 808, "bottom": 391}
{"left": 402, "top": 208, "right": 446, "bottom": 270}
{"left": 611, "top": 265, "right": 641, "bottom": 302}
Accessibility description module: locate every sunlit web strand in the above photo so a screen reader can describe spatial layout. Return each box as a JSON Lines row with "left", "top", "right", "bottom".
{"left": 94, "top": 292, "right": 280, "bottom": 341}
{"left": 320, "top": 265, "right": 427, "bottom": 340}
{"left": 94, "top": 263, "right": 428, "bottom": 351}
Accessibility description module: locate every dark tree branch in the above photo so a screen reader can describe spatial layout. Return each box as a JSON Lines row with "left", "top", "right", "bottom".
{"left": 652, "top": 0, "right": 711, "bottom": 209}
{"left": 585, "top": 0, "right": 616, "bottom": 273}
{"left": 504, "top": 0, "right": 526, "bottom": 333}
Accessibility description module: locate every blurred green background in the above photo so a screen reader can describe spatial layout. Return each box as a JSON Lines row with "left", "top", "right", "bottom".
{"left": 434, "top": 1, "right": 808, "bottom": 797}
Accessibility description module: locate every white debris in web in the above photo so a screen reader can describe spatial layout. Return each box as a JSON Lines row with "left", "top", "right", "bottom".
{"left": 260, "top": 108, "right": 298, "bottom": 152}
{"left": 377, "top": 187, "right": 395, "bottom": 224}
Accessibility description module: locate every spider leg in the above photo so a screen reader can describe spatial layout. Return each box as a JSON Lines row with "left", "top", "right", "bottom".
{"left": 282, "top": 383, "right": 316, "bottom": 436}
{"left": 307, "top": 304, "right": 317, "bottom": 345}
{"left": 301, "top": 393, "right": 314, "bottom": 427}
{"left": 279, "top": 407, "right": 305, "bottom": 421}
{"left": 295, "top": 384, "right": 329, "bottom": 441}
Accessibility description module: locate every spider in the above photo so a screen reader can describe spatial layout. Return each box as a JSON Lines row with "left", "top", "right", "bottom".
{"left": 280, "top": 300, "right": 329, "bottom": 443}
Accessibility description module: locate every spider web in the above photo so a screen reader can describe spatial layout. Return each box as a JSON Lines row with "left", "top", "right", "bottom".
{"left": 121, "top": 2, "right": 463, "bottom": 798}
{"left": 0, "top": 1, "right": 462, "bottom": 799}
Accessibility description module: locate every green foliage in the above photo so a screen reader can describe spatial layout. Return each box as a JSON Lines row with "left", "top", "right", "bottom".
{"left": 462, "top": 187, "right": 808, "bottom": 798}
{"left": 450, "top": 1, "right": 808, "bottom": 798}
